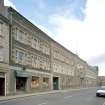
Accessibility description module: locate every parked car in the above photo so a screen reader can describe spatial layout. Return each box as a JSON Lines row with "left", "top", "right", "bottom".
{"left": 96, "top": 86, "right": 105, "bottom": 97}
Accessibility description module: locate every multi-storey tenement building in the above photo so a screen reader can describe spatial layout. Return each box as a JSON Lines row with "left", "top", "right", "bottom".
{"left": 73, "top": 56, "right": 87, "bottom": 88}
{"left": 0, "top": 14, "right": 10, "bottom": 96}
{"left": 51, "top": 42, "right": 76, "bottom": 89}
{"left": 98, "top": 76, "right": 105, "bottom": 86}
{"left": 0, "top": 1, "right": 52, "bottom": 95}
{"left": 0, "top": 0, "right": 98, "bottom": 96}
{"left": 85, "top": 66, "right": 98, "bottom": 87}
{"left": 10, "top": 8, "right": 52, "bottom": 94}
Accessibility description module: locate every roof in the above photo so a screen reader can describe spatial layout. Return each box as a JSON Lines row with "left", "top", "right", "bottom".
{"left": 8, "top": 7, "right": 77, "bottom": 56}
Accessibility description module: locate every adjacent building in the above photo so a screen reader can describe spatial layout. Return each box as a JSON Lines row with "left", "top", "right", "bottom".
{"left": 85, "top": 66, "right": 98, "bottom": 87}
{"left": 74, "top": 56, "right": 87, "bottom": 88}
{"left": 0, "top": 14, "right": 10, "bottom": 96}
{"left": 98, "top": 76, "right": 105, "bottom": 86}
{"left": 51, "top": 42, "right": 76, "bottom": 89}
{"left": 0, "top": 0, "right": 99, "bottom": 96}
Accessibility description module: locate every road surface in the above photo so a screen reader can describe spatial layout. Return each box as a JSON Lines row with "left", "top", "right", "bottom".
{"left": 0, "top": 87, "right": 105, "bottom": 105}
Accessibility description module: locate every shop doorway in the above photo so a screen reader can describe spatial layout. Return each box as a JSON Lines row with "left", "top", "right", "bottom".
{"left": 16, "top": 77, "right": 27, "bottom": 91}
{"left": 53, "top": 77, "right": 59, "bottom": 90}
{"left": 0, "top": 78, "right": 5, "bottom": 96}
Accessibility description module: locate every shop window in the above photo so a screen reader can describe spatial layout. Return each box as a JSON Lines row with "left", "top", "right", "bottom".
{"left": 43, "top": 77, "right": 49, "bottom": 88}
{"left": 31, "top": 76, "right": 39, "bottom": 88}
{"left": 16, "top": 77, "right": 27, "bottom": 91}
{"left": 43, "top": 77, "right": 48, "bottom": 83}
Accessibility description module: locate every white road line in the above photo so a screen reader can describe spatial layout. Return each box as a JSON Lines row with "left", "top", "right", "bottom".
{"left": 64, "top": 95, "right": 72, "bottom": 99}
{"left": 37, "top": 101, "right": 48, "bottom": 105}
{"left": 103, "top": 102, "right": 105, "bottom": 105}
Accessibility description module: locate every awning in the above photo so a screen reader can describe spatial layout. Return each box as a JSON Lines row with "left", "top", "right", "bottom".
{"left": 15, "top": 70, "right": 31, "bottom": 77}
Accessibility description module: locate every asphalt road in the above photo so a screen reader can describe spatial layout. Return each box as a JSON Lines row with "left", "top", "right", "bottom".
{"left": 0, "top": 87, "right": 105, "bottom": 105}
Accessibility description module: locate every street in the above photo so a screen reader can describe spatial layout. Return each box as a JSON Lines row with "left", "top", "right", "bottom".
{"left": 0, "top": 88, "right": 105, "bottom": 105}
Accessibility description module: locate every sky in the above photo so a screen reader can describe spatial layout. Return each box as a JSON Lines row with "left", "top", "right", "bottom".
{"left": 4, "top": 0, "right": 105, "bottom": 76}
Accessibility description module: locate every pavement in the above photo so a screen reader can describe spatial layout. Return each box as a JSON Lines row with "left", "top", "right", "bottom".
{"left": 0, "top": 88, "right": 84, "bottom": 101}
{"left": 0, "top": 87, "right": 105, "bottom": 105}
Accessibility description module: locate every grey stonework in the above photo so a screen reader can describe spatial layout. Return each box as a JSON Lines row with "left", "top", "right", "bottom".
{"left": 0, "top": 14, "right": 10, "bottom": 96}
{"left": 0, "top": 0, "right": 99, "bottom": 96}
{"left": 98, "top": 76, "right": 105, "bottom": 86}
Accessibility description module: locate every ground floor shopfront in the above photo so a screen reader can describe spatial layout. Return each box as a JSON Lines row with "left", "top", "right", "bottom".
{"left": 0, "top": 65, "right": 98, "bottom": 96}
{"left": 0, "top": 63, "right": 10, "bottom": 96}
{"left": 53, "top": 73, "right": 75, "bottom": 90}
{"left": 85, "top": 77, "right": 98, "bottom": 88}
{"left": 7, "top": 66, "right": 77, "bottom": 95}
{"left": 8, "top": 66, "right": 52, "bottom": 95}
{"left": 0, "top": 67, "right": 83, "bottom": 96}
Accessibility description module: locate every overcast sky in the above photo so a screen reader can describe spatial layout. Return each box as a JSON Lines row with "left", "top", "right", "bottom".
{"left": 4, "top": 0, "right": 105, "bottom": 76}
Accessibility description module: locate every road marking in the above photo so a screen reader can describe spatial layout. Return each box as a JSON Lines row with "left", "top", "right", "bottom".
{"left": 64, "top": 95, "right": 72, "bottom": 99}
{"left": 103, "top": 102, "right": 105, "bottom": 105}
{"left": 37, "top": 101, "right": 48, "bottom": 105}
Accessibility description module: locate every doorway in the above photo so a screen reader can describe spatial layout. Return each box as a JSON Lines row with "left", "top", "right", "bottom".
{"left": 16, "top": 77, "right": 27, "bottom": 91}
{"left": 0, "top": 78, "right": 5, "bottom": 96}
{"left": 53, "top": 77, "right": 59, "bottom": 90}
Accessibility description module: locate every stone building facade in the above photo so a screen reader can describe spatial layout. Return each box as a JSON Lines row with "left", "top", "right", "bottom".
{"left": 9, "top": 7, "right": 52, "bottom": 94}
{"left": 98, "top": 76, "right": 105, "bottom": 86}
{"left": 0, "top": 0, "right": 99, "bottom": 96}
{"left": 73, "top": 56, "right": 88, "bottom": 88}
{"left": 85, "top": 66, "right": 98, "bottom": 87}
{"left": 51, "top": 42, "right": 76, "bottom": 89}
{"left": 0, "top": 14, "right": 10, "bottom": 96}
